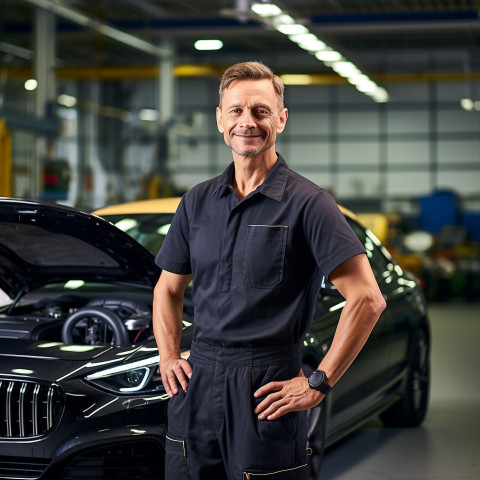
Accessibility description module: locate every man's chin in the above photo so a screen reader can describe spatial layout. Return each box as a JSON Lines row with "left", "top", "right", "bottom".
{"left": 229, "top": 144, "right": 271, "bottom": 158}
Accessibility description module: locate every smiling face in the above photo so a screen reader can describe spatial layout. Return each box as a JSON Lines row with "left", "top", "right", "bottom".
{"left": 216, "top": 79, "right": 288, "bottom": 159}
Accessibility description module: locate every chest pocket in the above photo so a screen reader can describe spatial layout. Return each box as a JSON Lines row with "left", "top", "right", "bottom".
{"left": 244, "top": 225, "right": 288, "bottom": 288}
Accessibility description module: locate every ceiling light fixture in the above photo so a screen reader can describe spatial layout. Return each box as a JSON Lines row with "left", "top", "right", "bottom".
{"left": 250, "top": 3, "right": 282, "bottom": 17}
{"left": 250, "top": 2, "right": 389, "bottom": 102}
{"left": 194, "top": 39, "right": 223, "bottom": 51}
{"left": 24, "top": 78, "right": 38, "bottom": 91}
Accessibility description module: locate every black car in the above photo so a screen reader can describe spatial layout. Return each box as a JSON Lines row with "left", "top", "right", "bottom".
{"left": 0, "top": 198, "right": 430, "bottom": 480}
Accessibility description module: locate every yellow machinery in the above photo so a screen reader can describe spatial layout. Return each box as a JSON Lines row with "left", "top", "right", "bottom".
{"left": 0, "top": 119, "right": 12, "bottom": 197}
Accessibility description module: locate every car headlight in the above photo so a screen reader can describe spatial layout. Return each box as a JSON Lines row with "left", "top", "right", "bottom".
{"left": 85, "top": 355, "right": 164, "bottom": 394}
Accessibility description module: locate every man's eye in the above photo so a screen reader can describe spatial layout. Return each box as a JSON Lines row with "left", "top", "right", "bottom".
{"left": 230, "top": 109, "right": 241, "bottom": 114}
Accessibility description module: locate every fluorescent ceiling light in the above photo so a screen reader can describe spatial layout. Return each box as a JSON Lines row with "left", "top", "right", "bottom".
{"left": 249, "top": 1, "right": 388, "bottom": 102}
{"left": 315, "top": 50, "right": 342, "bottom": 62}
{"left": 276, "top": 24, "right": 308, "bottom": 35}
{"left": 276, "top": 14, "right": 295, "bottom": 25}
{"left": 356, "top": 81, "right": 377, "bottom": 93}
{"left": 371, "top": 88, "right": 389, "bottom": 103}
{"left": 289, "top": 33, "right": 326, "bottom": 52}
{"left": 251, "top": 3, "right": 282, "bottom": 17}
{"left": 347, "top": 74, "right": 370, "bottom": 86}
{"left": 331, "top": 61, "right": 359, "bottom": 77}
{"left": 194, "top": 39, "right": 223, "bottom": 51}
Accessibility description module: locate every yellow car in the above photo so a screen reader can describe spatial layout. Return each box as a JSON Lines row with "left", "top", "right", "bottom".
{"left": 94, "top": 198, "right": 181, "bottom": 256}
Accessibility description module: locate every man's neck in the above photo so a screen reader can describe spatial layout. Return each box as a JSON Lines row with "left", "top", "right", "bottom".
{"left": 231, "top": 152, "right": 278, "bottom": 200}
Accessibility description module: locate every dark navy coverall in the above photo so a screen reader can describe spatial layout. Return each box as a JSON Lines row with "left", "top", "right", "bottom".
{"left": 155, "top": 155, "right": 365, "bottom": 479}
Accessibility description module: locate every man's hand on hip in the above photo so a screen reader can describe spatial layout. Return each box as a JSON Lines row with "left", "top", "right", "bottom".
{"left": 253, "top": 369, "right": 324, "bottom": 420}
{"left": 160, "top": 358, "right": 192, "bottom": 397}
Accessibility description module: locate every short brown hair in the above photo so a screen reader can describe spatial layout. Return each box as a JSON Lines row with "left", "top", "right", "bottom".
{"left": 218, "top": 61, "right": 285, "bottom": 109}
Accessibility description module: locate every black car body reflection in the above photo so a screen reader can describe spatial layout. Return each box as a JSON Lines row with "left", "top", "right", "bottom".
{"left": 0, "top": 198, "right": 430, "bottom": 480}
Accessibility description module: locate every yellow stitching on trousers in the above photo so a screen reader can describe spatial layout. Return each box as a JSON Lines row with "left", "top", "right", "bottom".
{"left": 166, "top": 434, "right": 187, "bottom": 457}
{"left": 243, "top": 463, "right": 307, "bottom": 477}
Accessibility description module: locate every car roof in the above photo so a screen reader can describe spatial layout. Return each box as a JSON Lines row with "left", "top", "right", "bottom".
{"left": 93, "top": 198, "right": 181, "bottom": 215}
{"left": 94, "top": 196, "right": 363, "bottom": 225}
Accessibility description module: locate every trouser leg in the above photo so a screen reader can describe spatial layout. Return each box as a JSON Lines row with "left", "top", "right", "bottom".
{"left": 220, "top": 353, "right": 308, "bottom": 479}
{"left": 165, "top": 359, "right": 228, "bottom": 480}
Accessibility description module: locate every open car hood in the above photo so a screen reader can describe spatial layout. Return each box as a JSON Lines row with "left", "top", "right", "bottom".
{"left": 0, "top": 198, "right": 161, "bottom": 299}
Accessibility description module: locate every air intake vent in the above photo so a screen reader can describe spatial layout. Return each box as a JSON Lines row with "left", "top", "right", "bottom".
{"left": 0, "top": 455, "right": 51, "bottom": 480}
{"left": 0, "top": 379, "right": 63, "bottom": 438}
{"left": 61, "top": 441, "right": 164, "bottom": 480}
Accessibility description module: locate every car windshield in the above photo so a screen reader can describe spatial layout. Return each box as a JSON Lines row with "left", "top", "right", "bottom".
{"left": 100, "top": 213, "right": 174, "bottom": 256}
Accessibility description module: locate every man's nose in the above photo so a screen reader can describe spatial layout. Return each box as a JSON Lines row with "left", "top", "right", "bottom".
{"left": 238, "top": 110, "right": 257, "bottom": 128}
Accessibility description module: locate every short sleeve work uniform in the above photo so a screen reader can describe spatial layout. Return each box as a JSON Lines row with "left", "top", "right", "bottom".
{"left": 156, "top": 155, "right": 365, "bottom": 479}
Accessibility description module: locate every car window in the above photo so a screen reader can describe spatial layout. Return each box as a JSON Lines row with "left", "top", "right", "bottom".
{"left": 100, "top": 213, "right": 174, "bottom": 256}
{"left": 346, "top": 217, "right": 391, "bottom": 279}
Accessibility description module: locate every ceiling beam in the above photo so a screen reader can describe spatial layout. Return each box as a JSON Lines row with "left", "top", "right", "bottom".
{"left": 21, "top": 0, "right": 172, "bottom": 59}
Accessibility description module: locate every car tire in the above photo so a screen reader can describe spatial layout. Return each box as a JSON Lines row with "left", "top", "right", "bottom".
{"left": 303, "top": 363, "right": 326, "bottom": 480}
{"left": 380, "top": 328, "right": 430, "bottom": 427}
{"left": 62, "top": 306, "right": 130, "bottom": 346}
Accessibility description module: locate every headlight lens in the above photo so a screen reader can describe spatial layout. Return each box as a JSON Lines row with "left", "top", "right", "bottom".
{"left": 85, "top": 355, "right": 164, "bottom": 394}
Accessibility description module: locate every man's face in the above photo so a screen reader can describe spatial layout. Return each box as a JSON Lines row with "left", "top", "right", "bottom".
{"left": 216, "top": 79, "right": 288, "bottom": 158}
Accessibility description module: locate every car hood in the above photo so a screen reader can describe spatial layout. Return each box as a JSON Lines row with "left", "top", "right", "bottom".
{"left": 0, "top": 198, "right": 161, "bottom": 299}
{"left": 0, "top": 337, "right": 159, "bottom": 381}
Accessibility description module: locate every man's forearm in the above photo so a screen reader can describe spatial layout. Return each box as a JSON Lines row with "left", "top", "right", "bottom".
{"left": 318, "top": 289, "right": 385, "bottom": 387}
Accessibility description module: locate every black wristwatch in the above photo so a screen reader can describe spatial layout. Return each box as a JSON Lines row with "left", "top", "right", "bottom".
{"left": 308, "top": 369, "right": 331, "bottom": 395}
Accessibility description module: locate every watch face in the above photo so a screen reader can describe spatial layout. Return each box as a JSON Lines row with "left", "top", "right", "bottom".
{"left": 310, "top": 370, "right": 325, "bottom": 387}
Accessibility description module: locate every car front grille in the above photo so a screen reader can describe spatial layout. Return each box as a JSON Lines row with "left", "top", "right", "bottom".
{"left": 0, "top": 378, "right": 64, "bottom": 438}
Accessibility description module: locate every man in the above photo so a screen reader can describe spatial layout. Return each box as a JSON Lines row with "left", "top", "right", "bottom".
{"left": 153, "top": 61, "right": 386, "bottom": 479}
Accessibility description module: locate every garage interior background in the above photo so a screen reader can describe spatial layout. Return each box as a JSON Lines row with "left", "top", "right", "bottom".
{"left": 1, "top": 0, "right": 479, "bottom": 301}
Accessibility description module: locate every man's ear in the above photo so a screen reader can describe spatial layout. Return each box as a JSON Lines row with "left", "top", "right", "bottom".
{"left": 216, "top": 107, "right": 224, "bottom": 133}
{"left": 276, "top": 108, "right": 288, "bottom": 133}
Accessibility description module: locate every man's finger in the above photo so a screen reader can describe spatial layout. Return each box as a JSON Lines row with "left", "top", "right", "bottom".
{"left": 254, "top": 380, "right": 283, "bottom": 398}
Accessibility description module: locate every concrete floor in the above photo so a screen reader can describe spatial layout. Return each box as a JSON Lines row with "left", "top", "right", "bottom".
{"left": 319, "top": 302, "right": 480, "bottom": 480}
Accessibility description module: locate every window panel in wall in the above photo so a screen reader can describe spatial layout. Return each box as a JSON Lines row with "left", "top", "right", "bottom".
{"left": 437, "top": 109, "right": 480, "bottom": 133}
{"left": 387, "top": 83, "right": 430, "bottom": 103}
{"left": 336, "top": 171, "right": 382, "bottom": 197}
{"left": 216, "top": 141, "right": 233, "bottom": 169}
{"left": 437, "top": 82, "right": 476, "bottom": 101}
{"left": 178, "top": 80, "right": 212, "bottom": 107}
{"left": 286, "top": 111, "right": 329, "bottom": 135}
{"left": 286, "top": 85, "right": 329, "bottom": 104}
{"left": 303, "top": 171, "right": 333, "bottom": 190}
{"left": 387, "top": 140, "right": 429, "bottom": 165}
{"left": 286, "top": 141, "right": 329, "bottom": 169}
{"left": 338, "top": 142, "right": 379, "bottom": 166}
{"left": 338, "top": 110, "right": 379, "bottom": 135}
{"left": 386, "top": 171, "right": 431, "bottom": 196}
{"left": 437, "top": 170, "right": 480, "bottom": 196}
{"left": 438, "top": 140, "right": 480, "bottom": 165}
{"left": 387, "top": 110, "right": 430, "bottom": 134}
{"left": 174, "top": 172, "right": 211, "bottom": 191}
{"left": 337, "top": 86, "right": 377, "bottom": 105}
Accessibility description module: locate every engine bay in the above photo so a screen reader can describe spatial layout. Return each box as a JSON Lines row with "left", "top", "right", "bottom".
{"left": 0, "top": 289, "right": 154, "bottom": 346}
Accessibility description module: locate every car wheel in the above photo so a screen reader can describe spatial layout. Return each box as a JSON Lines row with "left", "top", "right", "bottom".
{"left": 303, "top": 363, "right": 326, "bottom": 479}
{"left": 62, "top": 306, "right": 130, "bottom": 346}
{"left": 381, "top": 328, "right": 430, "bottom": 427}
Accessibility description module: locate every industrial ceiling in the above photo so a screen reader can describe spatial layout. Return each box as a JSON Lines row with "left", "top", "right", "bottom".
{"left": 1, "top": 0, "right": 479, "bottom": 80}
